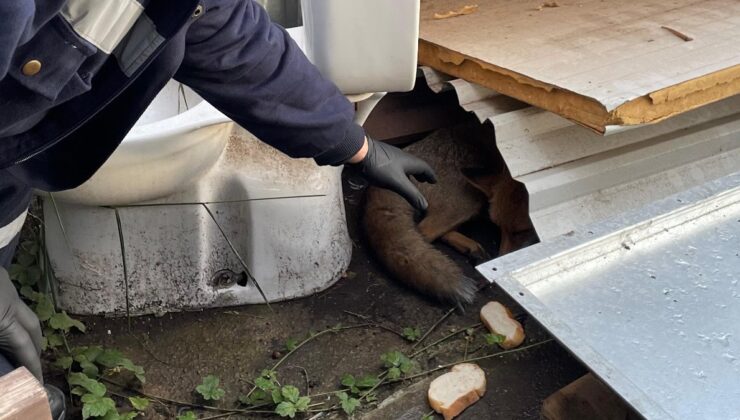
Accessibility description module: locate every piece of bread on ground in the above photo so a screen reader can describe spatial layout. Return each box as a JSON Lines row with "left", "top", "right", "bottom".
{"left": 428, "top": 363, "right": 486, "bottom": 420}
{"left": 480, "top": 301, "right": 525, "bottom": 349}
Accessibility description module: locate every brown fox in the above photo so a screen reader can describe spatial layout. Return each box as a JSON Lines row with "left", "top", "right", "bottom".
{"left": 363, "top": 123, "right": 538, "bottom": 305}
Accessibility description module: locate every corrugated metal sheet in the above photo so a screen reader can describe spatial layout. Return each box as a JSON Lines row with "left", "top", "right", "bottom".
{"left": 421, "top": 67, "right": 740, "bottom": 240}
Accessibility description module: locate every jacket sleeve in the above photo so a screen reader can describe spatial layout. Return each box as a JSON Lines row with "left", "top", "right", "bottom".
{"left": 0, "top": 1, "right": 36, "bottom": 79}
{"left": 174, "top": 0, "right": 365, "bottom": 166}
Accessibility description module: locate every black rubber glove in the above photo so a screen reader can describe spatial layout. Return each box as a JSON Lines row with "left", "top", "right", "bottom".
{"left": 359, "top": 137, "right": 437, "bottom": 211}
{"left": 0, "top": 267, "right": 43, "bottom": 381}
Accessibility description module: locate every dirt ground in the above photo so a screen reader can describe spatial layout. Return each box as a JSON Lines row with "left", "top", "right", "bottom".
{"left": 56, "top": 167, "right": 587, "bottom": 419}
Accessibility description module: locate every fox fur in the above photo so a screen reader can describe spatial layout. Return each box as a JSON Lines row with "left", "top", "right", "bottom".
{"left": 363, "top": 123, "right": 537, "bottom": 305}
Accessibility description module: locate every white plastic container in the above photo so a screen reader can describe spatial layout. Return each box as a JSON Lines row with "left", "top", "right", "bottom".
{"left": 301, "top": 0, "right": 420, "bottom": 94}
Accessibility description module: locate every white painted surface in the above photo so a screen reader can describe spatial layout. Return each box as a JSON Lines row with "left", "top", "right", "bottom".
{"left": 300, "top": 0, "right": 420, "bottom": 94}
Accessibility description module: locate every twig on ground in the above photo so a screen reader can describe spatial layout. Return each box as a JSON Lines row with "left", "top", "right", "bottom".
{"left": 101, "top": 377, "right": 259, "bottom": 414}
{"left": 343, "top": 311, "right": 406, "bottom": 339}
{"left": 661, "top": 25, "right": 693, "bottom": 41}
{"left": 244, "top": 323, "right": 375, "bottom": 400}
{"left": 396, "top": 339, "right": 554, "bottom": 383}
{"left": 411, "top": 323, "right": 482, "bottom": 358}
{"left": 285, "top": 365, "right": 311, "bottom": 396}
{"left": 413, "top": 307, "right": 456, "bottom": 350}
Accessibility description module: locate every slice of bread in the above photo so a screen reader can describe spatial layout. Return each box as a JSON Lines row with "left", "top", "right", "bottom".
{"left": 428, "top": 363, "right": 486, "bottom": 420}
{"left": 480, "top": 301, "right": 525, "bottom": 349}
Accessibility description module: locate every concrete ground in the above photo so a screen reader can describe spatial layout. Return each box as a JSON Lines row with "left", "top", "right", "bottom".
{"left": 56, "top": 167, "right": 587, "bottom": 419}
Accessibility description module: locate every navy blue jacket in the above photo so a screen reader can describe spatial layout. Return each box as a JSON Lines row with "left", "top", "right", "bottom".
{"left": 0, "top": 0, "right": 365, "bottom": 191}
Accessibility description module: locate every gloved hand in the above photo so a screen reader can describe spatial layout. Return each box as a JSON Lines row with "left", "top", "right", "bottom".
{"left": 358, "top": 137, "right": 437, "bottom": 211}
{"left": 0, "top": 267, "right": 43, "bottom": 381}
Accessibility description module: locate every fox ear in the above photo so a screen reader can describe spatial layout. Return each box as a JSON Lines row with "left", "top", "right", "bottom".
{"left": 461, "top": 167, "right": 499, "bottom": 198}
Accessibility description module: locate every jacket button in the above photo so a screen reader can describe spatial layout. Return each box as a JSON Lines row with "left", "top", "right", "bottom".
{"left": 22, "top": 60, "right": 42, "bottom": 76}
{"left": 192, "top": 4, "right": 204, "bottom": 18}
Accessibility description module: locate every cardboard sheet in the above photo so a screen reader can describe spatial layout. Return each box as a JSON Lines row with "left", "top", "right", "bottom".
{"left": 419, "top": 0, "right": 740, "bottom": 133}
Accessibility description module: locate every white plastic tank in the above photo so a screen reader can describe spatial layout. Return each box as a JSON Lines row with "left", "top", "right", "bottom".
{"left": 300, "top": 0, "right": 420, "bottom": 94}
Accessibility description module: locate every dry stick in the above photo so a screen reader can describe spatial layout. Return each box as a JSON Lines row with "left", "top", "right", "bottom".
{"left": 134, "top": 333, "right": 188, "bottom": 370}
{"left": 285, "top": 365, "right": 311, "bottom": 396}
{"left": 412, "top": 307, "right": 456, "bottom": 350}
{"left": 661, "top": 25, "right": 693, "bottom": 41}
{"left": 395, "top": 339, "right": 555, "bottom": 384}
{"left": 100, "top": 377, "right": 259, "bottom": 414}
{"left": 410, "top": 323, "right": 482, "bottom": 358}
{"left": 244, "top": 323, "right": 375, "bottom": 400}
{"left": 342, "top": 311, "right": 406, "bottom": 339}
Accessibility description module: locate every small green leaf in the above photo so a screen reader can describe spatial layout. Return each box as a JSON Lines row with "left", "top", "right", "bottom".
{"left": 275, "top": 401, "right": 297, "bottom": 418}
{"left": 338, "top": 392, "right": 361, "bottom": 415}
{"left": 272, "top": 389, "right": 283, "bottom": 404}
{"left": 46, "top": 332, "right": 65, "bottom": 349}
{"left": 8, "top": 263, "right": 25, "bottom": 280}
{"left": 71, "top": 386, "right": 88, "bottom": 396}
{"left": 356, "top": 375, "right": 380, "bottom": 389}
{"left": 421, "top": 414, "right": 435, "bottom": 420}
{"left": 176, "top": 411, "right": 197, "bottom": 420}
{"left": 399, "top": 359, "right": 415, "bottom": 374}
{"left": 402, "top": 327, "right": 422, "bottom": 342}
{"left": 20, "top": 286, "right": 37, "bottom": 301}
{"left": 54, "top": 356, "right": 74, "bottom": 370}
{"left": 281, "top": 385, "right": 300, "bottom": 404}
{"left": 96, "top": 348, "right": 125, "bottom": 367}
{"left": 80, "top": 361, "right": 99, "bottom": 378}
{"left": 17, "top": 252, "right": 35, "bottom": 268}
{"left": 129, "top": 396, "right": 149, "bottom": 411}
{"left": 255, "top": 376, "right": 277, "bottom": 391}
{"left": 49, "top": 311, "right": 86, "bottom": 333}
{"left": 68, "top": 372, "right": 106, "bottom": 397}
{"left": 73, "top": 346, "right": 103, "bottom": 363}
{"left": 120, "top": 359, "right": 146, "bottom": 384}
{"left": 34, "top": 296, "right": 55, "bottom": 322}
{"left": 196, "top": 375, "right": 225, "bottom": 401}
{"left": 381, "top": 351, "right": 415, "bottom": 377}
{"left": 81, "top": 393, "right": 116, "bottom": 419}
{"left": 380, "top": 351, "right": 402, "bottom": 368}
{"left": 285, "top": 338, "right": 298, "bottom": 351}
{"left": 100, "top": 408, "right": 138, "bottom": 420}
{"left": 341, "top": 374, "right": 356, "bottom": 388}
{"left": 484, "top": 333, "right": 506, "bottom": 345}
{"left": 239, "top": 390, "right": 268, "bottom": 406}
{"left": 25, "top": 266, "right": 41, "bottom": 284}
{"left": 294, "top": 396, "right": 310, "bottom": 412}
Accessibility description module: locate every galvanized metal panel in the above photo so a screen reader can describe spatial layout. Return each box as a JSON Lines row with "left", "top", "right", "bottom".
{"left": 477, "top": 172, "right": 740, "bottom": 419}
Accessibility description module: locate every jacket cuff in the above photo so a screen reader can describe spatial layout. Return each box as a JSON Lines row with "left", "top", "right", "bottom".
{"left": 313, "top": 122, "right": 366, "bottom": 166}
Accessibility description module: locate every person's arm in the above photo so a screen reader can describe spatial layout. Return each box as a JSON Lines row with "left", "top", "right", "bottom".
{"left": 175, "top": 0, "right": 436, "bottom": 210}
{"left": 174, "top": 0, "right": 364, "bottom": 166}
